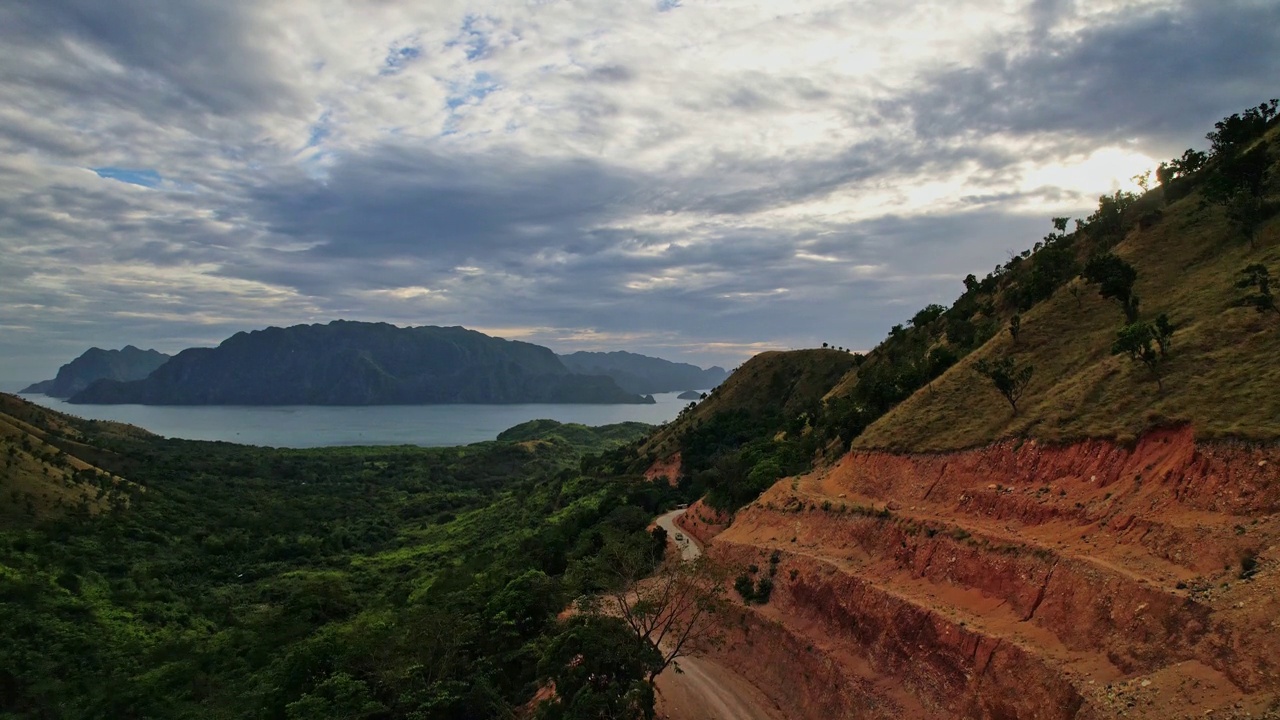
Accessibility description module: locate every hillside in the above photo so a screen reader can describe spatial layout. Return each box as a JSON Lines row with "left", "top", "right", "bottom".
{"left": 68, "top": 320, "right": 652, "bottom": 405}
{"left": 655, "top": 102, "right": 1280, "bottom": 720}
{"left": 855, "top": 166, "right": 1280, "bottom": 452}
{"left": 0, "top": 393, "right": 142, "bottom": 522}
{"left": 558, "top": 350, "right": 729, "bottom": 395}
{"left": 643, "top": 349, "right": 856, "bottom": 454}
{"left": 21, "top": 345, "right": 170, "bottom": 398}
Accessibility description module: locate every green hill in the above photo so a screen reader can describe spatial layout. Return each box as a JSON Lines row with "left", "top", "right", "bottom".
{"left": 852, "top": 114, "right": 1280, "bottom": 452}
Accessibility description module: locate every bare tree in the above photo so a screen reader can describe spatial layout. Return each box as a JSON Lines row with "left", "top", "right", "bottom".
{"left": 591, "top": 544, "right": 729, "bottom": 685}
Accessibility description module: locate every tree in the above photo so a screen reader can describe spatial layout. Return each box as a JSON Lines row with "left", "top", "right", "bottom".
{"left": 1206, "top": 100, "right": 1278, "bottom": 156}
{"left": 1237, "top": 264, "right": 1277, "bottom": 315}
{"left": 911, "top": 304, "right": 947, "bottom": 328}
{"left": 1068, "top": 282, "right": 1084, "bottom": 308}
{"left": 537, "top": 616, "right": 663, "bottom": 720}
{"left": 974, "top": 356, "right": 1034, "bottom": 415}
{"left": 1008, "top": 314, "right": 1022, "bottom": 342}
{"left": 1132, "top": 169, "right": 1152, "bottom": 193}
{"left": 1111, "top": 318, "right": 1174, "bottom": 391}
{"left": 1203, "top": 142, "right": 1271, "bottom": 247}
{"left": 592, "top": 543, "right": 728, "bottom": 687}
{"left": 1083, "top": 252, "right": 1140, "bottom": 321}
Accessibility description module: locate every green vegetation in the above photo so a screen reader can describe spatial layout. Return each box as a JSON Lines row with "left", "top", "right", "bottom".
{"left": 0, "top": 407, "right": 696, "bottom": 719}
{"left": 1237, "top": 263, "right": 1277, "bottom": 314}
{"left": 974, "top": 356, "right": 1035, "bottom": 415}
{"left": 852, "top": 100, "right": 1280, "bottom": 451}
{"left": 1110, "top": 316, "right": 1174, "bottom": 391}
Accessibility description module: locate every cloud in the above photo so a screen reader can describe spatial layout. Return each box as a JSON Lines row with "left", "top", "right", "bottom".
{"left": 891, "top": 0, "right": 1280, "bottom": 154}
{"left": 0, "top": 0, "right": 1277, "bottom": 381}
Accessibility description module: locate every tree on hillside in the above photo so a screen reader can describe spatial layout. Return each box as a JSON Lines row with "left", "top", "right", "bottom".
{"left": 587, "top": 542, "right": 728, "bottom": 689}
{"left": 1084, "top": 252, "right": 1140, "bottom": 321}
{"left": 1206, "top": 100, "right": 1278, "bottom": 156}
{"left": 1203, "top": 142, "right": 1272, "bottom": 247}
{"left": 973, "top": 356, "right": 1034, "bottom": 415}
{"left": 1157, "top": 148, "right": 1210, "bottom": 205}
{"left": 1111, "top": 316, "right": 1174, "bottom": 391}
{"left": 537, "top": 615, "right": 662, "bottom": 720}
{"left": 1237, "top": 264, "right": 1277, "bottom": 315}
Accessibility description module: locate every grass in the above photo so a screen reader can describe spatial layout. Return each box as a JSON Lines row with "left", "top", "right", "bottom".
{"left": 641, "top": 348, "right": 857, "bottom": 457}
{"left": 854, "top": 148, "right": 1280, "bottom": 452}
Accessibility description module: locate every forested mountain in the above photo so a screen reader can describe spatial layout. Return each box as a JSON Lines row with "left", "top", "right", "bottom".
{"left": 558, "top": 351, "right": 729, "bottom": 395}
{"left": 68, "top": 321, "right": 652, "bottom": 405}
{"left": 21, "top": 345, "right": 170, "bottom": 398}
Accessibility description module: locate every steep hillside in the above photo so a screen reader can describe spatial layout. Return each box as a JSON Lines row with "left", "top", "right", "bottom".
{"left": 643, "top": 349, "right": 856, "bottom": 456}
{"left": 856, "top": 167, "right": 1280, "bottom": 452}
{"left": 663, "top": 103, "right": 1280, "bottom": 720}
{"left": 21, "top": 345, "right": 170, "bottom": 398}
{"left": 0, "top": 393, "right": 141, "bottom": 521}
{"left": 69, "top": 320, "right": 651, "bottom": 405}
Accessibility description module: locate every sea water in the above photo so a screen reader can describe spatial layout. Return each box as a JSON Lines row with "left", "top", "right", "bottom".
{"left": 12, "top": 390, "right": 692, "bottom": 448}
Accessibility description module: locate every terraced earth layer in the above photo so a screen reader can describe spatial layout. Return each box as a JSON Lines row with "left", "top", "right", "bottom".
{"left": 678, "top": 428, "right": 1280, "bottom": 719}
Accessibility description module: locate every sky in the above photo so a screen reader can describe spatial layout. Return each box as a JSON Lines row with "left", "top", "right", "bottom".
{"left": 1, "top": 0, "right": 1278, "bottom": 381}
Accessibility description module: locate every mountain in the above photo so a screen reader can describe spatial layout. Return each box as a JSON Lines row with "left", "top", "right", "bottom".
{"left": 68, "top": 321, "right": 652, "bottom": 405}
{"left": 636, "top": 103, "right": 1280, "bottom": 718}
{"left": 21, "top": 345, "right": 170, "bottom": 397}
{"left": 557, "top": 350, "right": 728, "bottom": 395}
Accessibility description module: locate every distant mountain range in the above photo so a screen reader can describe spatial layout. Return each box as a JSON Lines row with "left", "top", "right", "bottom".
{"left": 65, "top": 321, "right": 659, "bottom": 406}
{"left": 557, "top": 351, "right": 728, "bottom": 395}
{"left": 21, "top": 345, "right": 170, "bottom": 398}
{"left": 24, "top": 322, "right": 728, "bottom": 406}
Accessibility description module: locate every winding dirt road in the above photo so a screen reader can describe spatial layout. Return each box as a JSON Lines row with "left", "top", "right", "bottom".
{"left": 655, "top": 507, "right": 702, "bottom": 561}
{"left": 651, "top": 508, "right": 784, "bottom": 720}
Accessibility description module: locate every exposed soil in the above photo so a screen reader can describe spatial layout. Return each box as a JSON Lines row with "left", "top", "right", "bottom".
{"left": 646, "top": 452, "right": 684, "bottom": 486}
{"left": 674, "top": 498, "right": 733, "bottom": 546}
{"left": 694, "top": 427, "right": 1280, "bottom": 719}
{"left": 654, "top": 654, "right": 785, "bottom": 720}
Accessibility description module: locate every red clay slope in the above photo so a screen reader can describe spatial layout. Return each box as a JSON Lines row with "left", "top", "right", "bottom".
{"left": 698, "top": 427, "right": 1280, "bottom": 719}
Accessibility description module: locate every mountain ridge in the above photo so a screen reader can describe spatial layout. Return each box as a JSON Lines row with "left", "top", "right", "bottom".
{"left": 557, "top": 350, "right": 728, "bottom": 395}
{"left": 68, "top": 321, "right": 653, "bottom": 406}
{"left": 21, "top": 345, "right": 170, "bottom": 398}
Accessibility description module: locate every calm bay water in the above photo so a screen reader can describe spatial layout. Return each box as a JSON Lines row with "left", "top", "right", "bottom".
{"left": 14, "top": 390, "right": 691, "bottom": 448}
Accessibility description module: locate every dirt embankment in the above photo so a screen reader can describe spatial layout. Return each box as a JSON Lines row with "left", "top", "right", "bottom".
{"left": 697, "top": 427, "right": 1280, "bottom": 719}
{"left": 646, "top": 452, "right": 683, "bottom": 486}
{"left": 674, "top": 498, "right": 733, "bottom": 546}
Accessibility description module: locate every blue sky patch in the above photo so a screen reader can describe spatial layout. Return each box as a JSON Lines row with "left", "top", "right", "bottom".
{"left": 91, "top": 167, "right": 163, "bottom": 188}
{"left": 382, "top": 40, "right": 422, "bottom": 75}
{"left": 447, "top": 15, "right": 491, "bottom": 61}
{"left": 446, "top": 71, "right": 499, "bottom": 109}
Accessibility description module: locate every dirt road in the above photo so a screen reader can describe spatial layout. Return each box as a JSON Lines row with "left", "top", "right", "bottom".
{"left": 655, "top": 508, "right": 702, "bottom": 561}
{"left": 651, "top": 509, "right": 782, "bottom": 719}
{"left": 654, "top": 654, "right": 785, "bottom": 720}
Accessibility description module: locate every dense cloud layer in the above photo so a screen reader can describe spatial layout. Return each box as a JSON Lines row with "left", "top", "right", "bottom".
{"left": 1, "top": 0, "right": 1277, "bottom": 380}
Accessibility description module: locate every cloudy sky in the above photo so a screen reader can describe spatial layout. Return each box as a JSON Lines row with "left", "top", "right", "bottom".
{"left": 2, "top": 0, "right": 1277, "bottom": 381}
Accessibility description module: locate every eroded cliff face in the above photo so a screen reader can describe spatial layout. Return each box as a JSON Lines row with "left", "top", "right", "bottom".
{"left": 699, "top": 428, "right": 1280, "bottom": 719}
